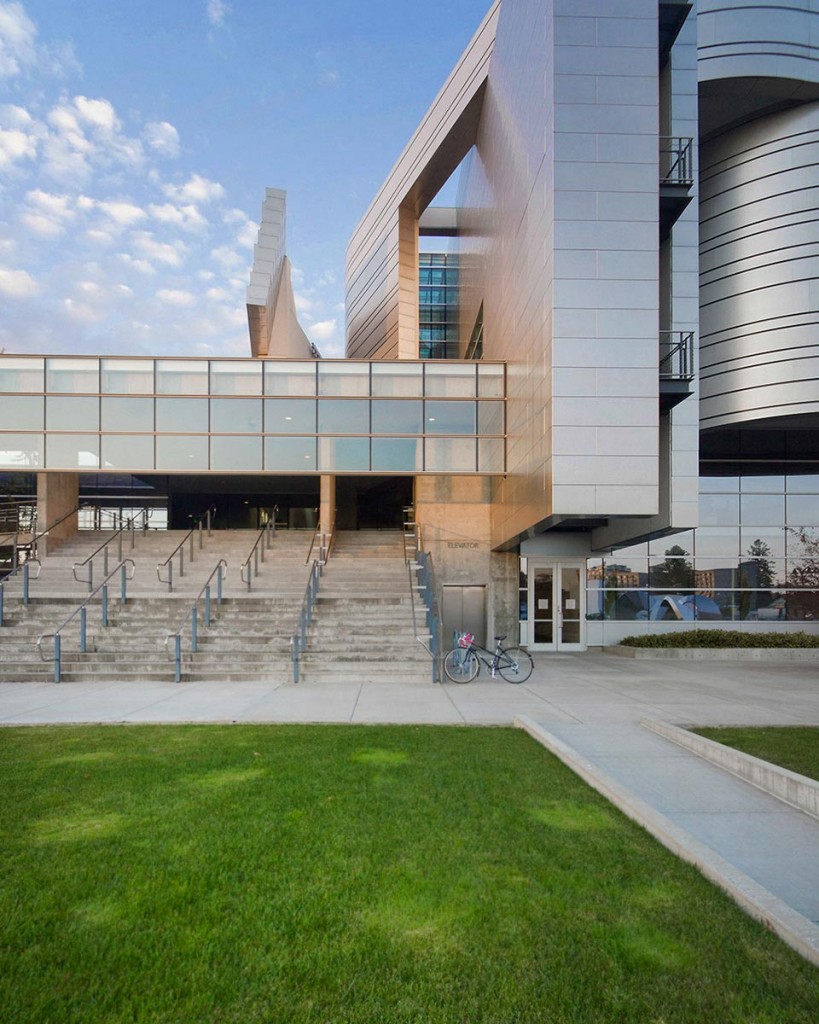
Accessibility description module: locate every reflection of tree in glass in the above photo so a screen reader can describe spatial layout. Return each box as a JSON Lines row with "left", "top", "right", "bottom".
{"left": 651, "top": 544, "right": 693, "bottom": 589}
{"left": 745, "top": 538, "right": 777, "bottom": 589}
{"left": 787, "top": 527, "right": 819, "bottom": 588}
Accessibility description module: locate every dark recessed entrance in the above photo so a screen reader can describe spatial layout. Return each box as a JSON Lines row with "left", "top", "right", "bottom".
{"left": 335, "top": 477, "right": 413, "bottom": 530}
{"left": 166, "top": 475, "right": 320, "bottom": 530}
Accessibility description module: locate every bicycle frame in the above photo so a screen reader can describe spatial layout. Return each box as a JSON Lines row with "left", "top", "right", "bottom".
{"left": 457, "top": 639, "right": 508, "bottom": 678}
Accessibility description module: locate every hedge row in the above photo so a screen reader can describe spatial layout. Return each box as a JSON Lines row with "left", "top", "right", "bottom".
{"left": 619, "top": 630, "right": 819, "bottom": 649}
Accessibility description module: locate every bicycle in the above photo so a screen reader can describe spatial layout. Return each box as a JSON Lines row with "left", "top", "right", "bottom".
{"left": 443, "top": 633, "right": 534, "bottom": 684}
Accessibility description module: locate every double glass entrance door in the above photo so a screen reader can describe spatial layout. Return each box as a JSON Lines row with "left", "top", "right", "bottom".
{"left": 529, "top": 562, "right": 585, "bottom": 651}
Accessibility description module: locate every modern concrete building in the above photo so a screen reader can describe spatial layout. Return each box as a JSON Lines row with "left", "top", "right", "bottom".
{"left": 2, "top": 0, "right": 818, "bottom": 653}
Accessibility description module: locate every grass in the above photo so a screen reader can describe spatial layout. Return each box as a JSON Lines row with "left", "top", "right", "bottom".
{"left": 695, "top": 726, "right": 819, "bottom": 781}
{"left": 0, "top": 724, "right": 816, "bottom": 1023}
{"left": 619, "top": 630, "right": 819, "bottom": 648}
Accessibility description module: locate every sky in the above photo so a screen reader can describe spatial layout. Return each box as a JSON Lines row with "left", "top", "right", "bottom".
{"left": 0, "top": 0, "right": 489, "bottom": 359}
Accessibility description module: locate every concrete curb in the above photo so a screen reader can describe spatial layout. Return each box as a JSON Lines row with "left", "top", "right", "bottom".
{"left": 514, "top": 714, "right": 819, "bottom": 968}
{"left": 607, "top": 645, "right": 819, "bottom": 661}
{"left": 640, "top": 718, "right": 819, "bottom": 821}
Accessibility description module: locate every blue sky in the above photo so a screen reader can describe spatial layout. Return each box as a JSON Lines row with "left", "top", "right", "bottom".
{"left": 0, "top": 0, "right": 488, "bottom": 358}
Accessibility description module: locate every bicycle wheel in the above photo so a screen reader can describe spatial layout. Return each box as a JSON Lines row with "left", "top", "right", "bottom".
{"left": 496, "top": 646, "right": 533, "bottom": 684}
{"left": 443, "top": 647, "right": 480, "bottom": 683}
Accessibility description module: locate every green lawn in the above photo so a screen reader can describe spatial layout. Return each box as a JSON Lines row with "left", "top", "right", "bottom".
{"left": 695, "top": 726, "right": 819, "bottom": 781}
{"left": 0, "top": 725, "right": 816, "bottom": 1023}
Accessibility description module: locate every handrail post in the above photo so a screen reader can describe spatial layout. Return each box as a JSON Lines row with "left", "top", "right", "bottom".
{"left": 54, "top": 634, "right": 61, "bottom": 683}
{"left": 121, "top": 564, "right": 127, "bottom": 605}
{"left": 0, "top": 584, "right": 4, "bottom": 627}
{"left": 254, "top": 547, "right": 259, "bottom": 578}
{"left": 191, "top": 608, "right": 198, "bottom": 653}
{"left": 205, "top": 584, "right": 211, "bottom": 626}
{"left": 198, "top": 519, "right": 203, "bottom": 550}
{"left": 217, "top": 563, "right": 223, "bottom": 603}
{"left": 190, "top": 530, "right": 195, "bottom": 561}
{"left": 167, "top": 559, "right": 173, "bottom": 594}
{"left": 87, "top": 560, "right": 93, "bottom": 595}
{"left": 174, "top": 635, "right": 181, "bottom": 684}
{"left": 129, "top": 517, "right": 135, "bottom": 549}
{"left": 103, "top": 545, "right": 109, "bottom": 577}
{"left": 117, "top": 529, "right": 123, "bottom": 560}
{"left": 80, "top": 606, "right": 87, "bottom": 654}
{"left": 179, "top": 546, "right": 184, "bottom": 579}
{"left": 101, "top": 583, "right": 108, "bottom": 626}
{"left": 206, "top": 508, "right": 212, "bottom": 536}
{"left": 22, "top": 562, "right": 30, "bottom": 605}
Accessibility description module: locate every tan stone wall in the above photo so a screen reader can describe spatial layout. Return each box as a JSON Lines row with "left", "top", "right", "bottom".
{"left": 415, "top": 476, "right": 518, "bottom": 643}
{"left": 36, "top": 473, "right": 79, "bottom": 555}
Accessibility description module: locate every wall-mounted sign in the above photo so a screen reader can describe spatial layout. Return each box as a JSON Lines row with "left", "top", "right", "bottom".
{"left": 447, "top": 542, "right": 480, "bottom": 549}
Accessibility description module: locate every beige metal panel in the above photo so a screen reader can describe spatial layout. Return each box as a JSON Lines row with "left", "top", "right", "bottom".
{"left": 345, "top": 2, "right": 501, "bottom": 360}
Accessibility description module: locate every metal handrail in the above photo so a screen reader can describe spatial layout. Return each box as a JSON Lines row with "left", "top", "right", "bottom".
{"left": 304, "top": 509, "right": 322, "bottom": 564}
{"left": 164, "top": 559, "right": 228, "bottom": 683}
{"left": 72, "top": 508, "right": 149, "bottom": 593}
{"left": 156, "top": 505, "right": 215, "bottom": 592}
{"left": 403, "top": 516, "right": 442, "bottom": 684}
{"left": 659, "top": 330, "right": 695, "bottom": 381}
{"left": 0, "top": 559, "right": 42, "bottom": 624}
{"left": 26, "top": 503, "right": 88, "bottom": 561}
{"left": 660, "top": 136, "right": 693, "bottom": 186}
{"left": 36, "top": 558, "right": 136, "bottom": 683}
{"left": 291, "top": 560, "right": 322, "bottom": 684}
{"left": 240, "top": 509, "right": 277, "bottom": 591}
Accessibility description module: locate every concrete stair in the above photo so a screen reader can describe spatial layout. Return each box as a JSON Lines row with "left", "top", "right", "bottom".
{"left": 0, "top": 529, "right": 314, "bottom": 682}
{"left": 297, "top": 530, "right": 433, "bottom": 685}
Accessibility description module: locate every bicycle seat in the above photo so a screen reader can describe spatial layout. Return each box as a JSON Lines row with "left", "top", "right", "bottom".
{"left": 494, "top": 635, "right": 506, "bottom": 641}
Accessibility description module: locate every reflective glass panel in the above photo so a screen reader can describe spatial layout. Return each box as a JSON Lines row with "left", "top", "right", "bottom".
{"left": 47, "top": 434, "right": 100, "bottom": 469}
{"left": 649, "top": 531, "right": 694, "bottom": 556}
{"left": 0, "top": 396, "right": 43, "bottom": 430}
{"left": 601, "top": 559, "right": 648, "bottom": 585}
{"left": 264, "top": 399, "right": 316, "bottom": 433}
{"left": 211, "top": 399, "right": 263, "bottom": 433}
{"left": 425, "top": 401, "right": 475, "bottom": 434}
{"left": 46, "top": 396, "right": 99, "bottom": 431}
{"left": 424, "top": 362, "right": 477, "bottom": 398}
{"left": 425, "top": 437, "right": 476, "bottom": 472}
{"left": 786, "top": 590, "right": 819, "bottom": 620}
{"left": 371, "top": 362, "right": 423, "bottom": 397}
{"left": 371, "top": 438, "right": 422, "bottom": 472}
{"left": 46, "top": 358, "right": 99, "bottom": 393}
{"left": 741, "top": 527, "right": 785, "bottom": 559}
{"left": 210, "top": 435, "right": 263, "bottom": 471}
{"left": 318, "top": 362, "right": 369, "bottom": 396}
{"left": 478, "top": 363, "right": 504, "bottom": 398}
{"left": 693, "top": 559, "right": 739, "bottom": 589}
{"left": 318, "top": 437, "right": 370, "bottom": 471}
{"left": 264, "top": 436, "right": 316, "bottom": 471}
{"left": 699, "top": 475, "right": 738, "bottom": 493}
{"left": 0, "top": 357, "right": 44, "bottom": 393}
{"left": 478, "top": 401, "right": 504, "bottom": 435}
{"left": 741, "top": 494, "right": 784, "bottom": 525}
{"left": 155, "top": 360, "right": 208, "bottom": 395}
{"left": 318, "top": 400, "right": 369, "bottom": 434}
{"left": 787, "top": 474, "right": 819, "bottom": 493}
{"left": 738, "top": 557, "right": 785, "bottom": 588}
{"left": 0, "top": 433, "right": 43, "bottom": 468}
{"left": 264, "top": 362, "right": 317, "bottom": 396}
{"left": 786, "top": 494, "right": 819, "bottom": 526}
{"left": 694, "top": 527, "right": 739, "bottom": 557}
{"left": 156, "top": 398, "right": 208, "bottom": 432}
{"left": 156, "top": 435, "right": 208, "bottom": 470}
{"left": 101, "top": 359, "right": 154, "bottom": 394}
{"left": 210, "top": 361, "right": 263, "bottom": 395}
{"left": 101, "top": 397, "right": 153, "bottom": 432}
{"left": 741, "top": 475, "right": 784, "bottom": 493}
{"left": 371, "top": 400, "right": 422, "bottom": 435}
{"left": 649, "top": 556, "right": 695, "bottom": 589}
{"left": 478, "top": 438, "right": 505, "bottom": 473}
{"left": 699, "top": 492, "right": 739, "bottom": 526}
{"left": 101, "top": 434, "right": 155, "bottom": 470}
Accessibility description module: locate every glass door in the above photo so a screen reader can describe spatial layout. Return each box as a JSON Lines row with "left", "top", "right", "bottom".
{"left": 527, "top": 562, "right": 586, "bottom": 651}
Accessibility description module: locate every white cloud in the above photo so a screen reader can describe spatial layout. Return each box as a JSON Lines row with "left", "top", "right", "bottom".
{"left": 206, "top": 1, "right": 230, "bottom": 29}
{"left": 96, "top": 199, "right": 146, "bottom": 227}
{"left": 307, "top": 318, "right": 337, "bottom": 342}
{"left": 205, "top": 286, "right": 232, "bottom": 302}
{"left": 0, "top": 265, "right": 38, "bottom": 297}
{"left": 0, "top": 2, "right": 36, "bottom": 78}
{"left": 211, "top": 244, "right": 243, "bottom": 271}
{"left": 133, "top": 232, "right": 187, "bottom": 267}
{"left": 0, "top": 125, "right": 36, "bottom": 167}
{"left": 143, "top": 120, "right": 180, "bottom": 158}
{"left": 157, "top": 288, "right": 196, "bottom": 307}
{"left": 294, "top": 292, "right": 313, "bottom": 314}
{"left": 62, "top": 297, "right": 103, "bottom": 323}
{"left": 236, "top": 219, "right": 258, "bottom": 248}
{"left": 74, "top": 95, "right": 118, "bottom": 133}
{"left": 117, "top": 253, "right": 155, "bottom": 275}
{"left": 163, "top": 172, "right": 225, "bottom": 204}
{"left": 148, "top": 202, "right": 207, "bottom": 231}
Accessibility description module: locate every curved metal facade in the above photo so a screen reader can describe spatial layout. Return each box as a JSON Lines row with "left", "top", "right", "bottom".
{"left": 699, "top": 104, "right": 819, "bottom": 430}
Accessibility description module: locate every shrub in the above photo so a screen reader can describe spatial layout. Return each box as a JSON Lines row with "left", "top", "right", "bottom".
{"left": 619, "top": 630, "right": 819, "bottom": 649}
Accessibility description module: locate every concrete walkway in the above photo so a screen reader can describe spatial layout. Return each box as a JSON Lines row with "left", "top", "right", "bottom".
{"left": 1, "top": 652, "right": 818, "bottom": 963}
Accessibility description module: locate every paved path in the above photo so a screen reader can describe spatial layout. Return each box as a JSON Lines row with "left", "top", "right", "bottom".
{"left": 2, "top": 652, "right": 817, "bottom": 963}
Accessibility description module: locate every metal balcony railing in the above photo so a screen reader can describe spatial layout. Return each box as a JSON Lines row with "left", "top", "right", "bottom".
{"left": 659, "top": 136, "right": 693, "bottom": 186}
{"left": 659, "top": 331, "right": 695, "bottom": 381}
